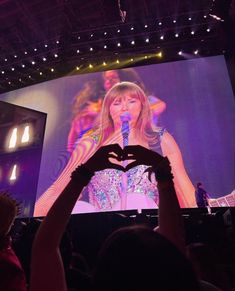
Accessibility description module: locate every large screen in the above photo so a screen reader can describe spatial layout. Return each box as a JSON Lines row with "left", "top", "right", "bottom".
{"left": 0, "top": 55, "right": 234, "bottom": 217}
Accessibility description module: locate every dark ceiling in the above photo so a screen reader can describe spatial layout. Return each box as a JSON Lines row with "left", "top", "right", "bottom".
{"left": 0, "top": 0, "right": 234, "bottom": 93}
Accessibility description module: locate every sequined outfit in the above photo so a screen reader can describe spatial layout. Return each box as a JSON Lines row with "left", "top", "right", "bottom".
{"left": 86, "top": 165, "right": 159, "bottom": 210}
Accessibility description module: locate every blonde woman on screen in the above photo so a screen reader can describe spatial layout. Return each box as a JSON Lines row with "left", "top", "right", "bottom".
{"left": 34, "top": 82, "right": 196, "bottom": 216}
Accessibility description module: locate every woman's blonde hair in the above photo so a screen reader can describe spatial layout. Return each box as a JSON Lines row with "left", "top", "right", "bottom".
{"left": 97, "top": 81, "right": 160, "bottom": 147}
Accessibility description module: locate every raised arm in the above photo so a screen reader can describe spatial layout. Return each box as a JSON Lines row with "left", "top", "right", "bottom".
{"left": 30, "top": 144, "right": 124, "bottom": 291}
{"left": 160, "top": 131, "right": 196, "bottom": 208}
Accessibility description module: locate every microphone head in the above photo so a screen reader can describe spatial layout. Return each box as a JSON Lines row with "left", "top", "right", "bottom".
{"left": 120, "top": 111, "right": 131, "bottom": 122}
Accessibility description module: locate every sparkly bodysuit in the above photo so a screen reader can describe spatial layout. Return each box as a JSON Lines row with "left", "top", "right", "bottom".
{"left": 80, "top": 129, "right": 165, "bottom": 211}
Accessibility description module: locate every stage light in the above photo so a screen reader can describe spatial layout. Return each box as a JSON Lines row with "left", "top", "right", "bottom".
{"left": 204, "top": 15, "right": 207, "bottom": 18}
{"left": 194, "top": 50, "right": 199, "bottom": 55}
{"left": 188, "top": 17, "right": 192, "bottom": 21}
{"left": 14, "top": 55, "right": 17, "bottom": 58}
{"left": 76, "top": 66, "right": 80, "bottom": 70}
{"left": 42, "top": 57, "right": 47, "bottom": 61}
{"left": 11, "top": 68, "right": 15, "bottom": 71}
{"left": 24, "top": 51, "right": 27, "bottom": 55}
{"left": 117, "top": 29, "right": 120, "bottom": 33}
{"left": 144, "top": 24, "right": 148, "bottom": 28}
{"left": 90, "top": 47, "right": 93, "bottom": 51}
{"left": 207, "top": 28, "right": 211, "bottom": 32}
{"left": 19, "top": 78, "right": 21, "bottom": 81}
{"left": 156, "top": 51, "right": 162, "bottom": 58}
{"left": 131, "top": 40, "right": 135, "bottom": 45}
{"left": 56, "top": 40, "right": 60, "bottom": 44}
{"left": 39, "top": 72, "right": 42, "bottom": 75}
{"left": 9, "top": 164, "right": 18, "bottom": 181}
{"left": 160, "top": 35, "right": 164, "bottom": 40}
{"left": 31, "top": 61, "right": 35, "bottom": 65}
{"left": 1, "top": 71, "right": 4, "bottom": 74}
{"left": 175, "top": 33, "right": 179, "bottom": 37}
{"left": 90, "top": 34, "right": 93, "bottom": 37}
{"left": 89, "top": 64, "right": 93, "bottom": 68}
{"left": 117, "top": 42, "right": 121, "bottom": 47}
{"left": 178, "top": 51, "right": 183, "bottom": 55}
{"left": 77, "top": 49, "right": 80, "bottom": 53}
{"left": 131, "top": 27, "right": 134, "bottom": 30}
{"left": 9, "top": 128, "right": 18, "bottom": 149}
{"left": 104, "top": 32, "right": 107, "bottom": 35}
{"left": 144, "top": 56, "right": 147, "bottom": 59}
{"left": 4, "top": 58, "right": 7, "bottom": 61}
{"left": 145, "top": 38, "right": 149, "bottom": 43}
{"left": 130, "top": 58, "right": 134, "bottom": 61}
{"left": 21, "top": 125, "right": 30, "bottom": 143}
{"left": 8, "top": 81, "right": 11, "bottom": 85}
{"left": 158, "top": 22, "right": 162, "bottom": 25}
{"left": 44, "top": 44, "right": 48, "bottom": 48}
{"left": 28, "top": 75, "right": 31, "bottom": 78}
{"left": 22, "top": 64, "right": 25, "bottom": 68}
{"left": 54, "top": 54, "right": 58, "bottom": 58}
{"left": 104, "top": 45, "right": 107, "bottom": 49}
{"left": 173, "top": 20, "right": 177, "bottom": 23}
{"left": 50, "top": 68, "right": 54, "bottom": 72}
{"left": 116, "top": 59, "right": 120, "bottom": 64}
{"left": 34, "top": 48, "right": 37, "bottom": 51}
{"left": 103, "top": 61, "right": 107, "bottom": 66}
{"left": 209, "top": 13, "right": 224, "bottom": 22}
{"left": 191, "top": 31, "right": 195, "bottom": 35}
{"left": 78, "top": 36, "right": 81, "bottom": 40}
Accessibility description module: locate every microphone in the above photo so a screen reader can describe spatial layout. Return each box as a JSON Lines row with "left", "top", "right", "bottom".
{"left": 120, "top": 112, "right": 131, "bottom": 147}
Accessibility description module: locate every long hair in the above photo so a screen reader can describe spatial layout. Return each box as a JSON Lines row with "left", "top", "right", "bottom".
{"left": 97, "top": 81, "right": 160, "bottom": 147}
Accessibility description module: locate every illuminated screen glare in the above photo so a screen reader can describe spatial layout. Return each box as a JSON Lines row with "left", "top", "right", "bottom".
{"left": 0, "top": 55, "right": 234, "bottom": 217}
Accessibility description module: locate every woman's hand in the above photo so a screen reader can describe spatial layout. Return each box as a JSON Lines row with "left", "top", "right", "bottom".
{"left": 84, "top": 144, "right": 125, "bottom": 173}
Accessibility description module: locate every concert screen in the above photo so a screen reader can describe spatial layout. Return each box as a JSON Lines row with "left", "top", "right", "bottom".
{"left": 0, "top": 55, "right": 234, "bottom": 217}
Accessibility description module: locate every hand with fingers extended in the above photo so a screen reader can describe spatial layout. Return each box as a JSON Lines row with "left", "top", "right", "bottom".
{"left": 123, "top": 145, "right": 174, "bottom": 182}
{"left": 71, "top": 144, "right": 125, "bottom": 186}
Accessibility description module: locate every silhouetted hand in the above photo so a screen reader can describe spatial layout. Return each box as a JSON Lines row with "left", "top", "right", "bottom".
{"left": 84, "top": 144, "right": 125, "bottom": 173}
{"left": 123, "top": 145, "right": 173, "bottom": 181}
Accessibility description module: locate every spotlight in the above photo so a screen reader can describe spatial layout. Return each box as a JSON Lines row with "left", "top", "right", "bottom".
{"left": 56, "top": 40, "right": 60, "bottom": 44}
{"left": 90, "top": 34, "right": 93, "bottom": 37}
{"left": 104, "top": 32, "right": 107, "bottom": 35}
{"left": 9, "top": 128, "right": 18, "bottom": 149}
{"left": 178, "top": 51, "right": 183, "bottom": 55}
{"left": 4, "top": 58, "right": 7, "bottom": 61}
{"left": 44, "top": 44, "right": 48, "bottom": 48}
{"left": 156, "top": 51, "right": 162, "bottom": 58}
{"left": 22, "top": 64, "right": 25, "bottom": 68}
{"left": 50, "top": 68, "right": 54, "bottom": 72}
{"left": 104, "top": 45, "right": 107, "bottom": 49}
{"left": 39, "top": 72, "right": 42, "bottom": 75}
{"left": 8, "top": 81, "right": 11, "bottom": 85}
{"left": 76, "top": 66, "right": 80, "bottom": 70}
{"left": 116, "top": 59, "right": 120, "bottom": 64}
{"left": 21, "top": 125, "right": 30, "bottom": 143}
{"left": 188, "top": 17, "right": 192, "bottom": 21}
{"left": 28, "top": 75, "right": 31, "bottom": 78}
{"left": 145, "top": 38, "right": 149, "bottom": 43}
{"left": 191, "top": 31, "right": 195, "bottom": 35}
{"left": 54, "top": 54, "right": 58, "bottom": 58}
{"left": 11, "top": 68, "right": 15, "bottom": 71}
{"left": 144, "top": 56, "right": 148, "bottom": 59}
{"left": 42, "top": 57, "right": 47, "bottom": 61}
{"left": 117, "top": 42, "right": 121, "bottom": 47}
{"left": 160, "top": 35, "right": 164, "bottom": 40}
{"left": 131, "top": 27, "right": 134, "bottom": 31}
{"left": 194, "top": 50, "right": 199, "bottom": 55}
{"left": 31, "top": 61, "right": 35, "bottom": 65}
{"left": 78, "top": 36, "right": 81, "bottom": 40}
{"left": 2, "top": 71, "right": 5, "bottom": 74}
{"left": 207, "top": 28, "right": 211, "bottom": 32}
{"left": 90, "top": 47, "right": 93, "bottom": 51}
{"left": 14, "top": 55, "right": 17, "bottom": 58}
{"left": 175, "top": 33, "right": 179, "bottom": 37}
{"left": 204, "top": 15, "right": 207, "bottom": 18}
{"left": 130, "top": 58, "right": 134, "bottom": 61}
{"left": 24, "top": 52, "right": 28, "bottom": 55}
{"left": 34, "top": 48, "right": 37, "bottom": 51}
{"left": 173, "top": 20, "right": 177, "bottom": 23}
{"left": 131, "top": 40, "right": 135, "bottom": 45}
{"left": 103, "top": 61, "right": 107, "bottom": 66}
{"left": 158, "top": 22, "right": 162, "bottom": 26}
{"left": 77, "top": 49, "right": 80, "bottom": 53}
{"left": 144, "top": 24, "right": 148, "bottom": 28}
{"left": 89, "top": 64, "right": 93, "bottom": 68}
{"left": 117, "top": 29, "right": 120, "bottom": 33}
